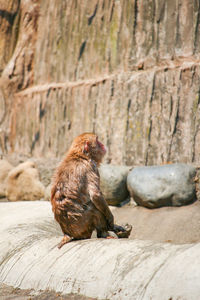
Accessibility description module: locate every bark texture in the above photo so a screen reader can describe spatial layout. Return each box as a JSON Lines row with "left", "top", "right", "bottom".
{"left": 0, "top": 0, "right": 20, "bottom": 75}
{"left": 0, "top": 0, "right": 200, "bottom": 165}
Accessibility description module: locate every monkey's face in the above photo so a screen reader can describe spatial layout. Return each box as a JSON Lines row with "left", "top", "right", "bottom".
{"left": 96, "top": 137, "right": 106, "bottom": 156}
{"left": 69, "top": 132, "right": 106, "bottom": 164}
{"left": 83, "top": 134, "right": 106, "bottom": 163}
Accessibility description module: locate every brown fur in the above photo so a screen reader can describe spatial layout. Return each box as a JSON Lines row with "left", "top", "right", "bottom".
{"left": 51, "top": 133, "right": 131, "bottom": 248}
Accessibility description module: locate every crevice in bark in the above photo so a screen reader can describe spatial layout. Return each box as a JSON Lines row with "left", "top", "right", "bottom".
{"left": 191, "top": 87, "right": 200, "bottom": 162}
{"left": 109, "top": 0, "right": 115, "bottom": 22}
{"left": 31, "top": 130, "right": 40, "bottom": 153}
{"left": 110, "top": 80, "right": 114, "bottom": 97}
{"left": 145, "top": 72, "right": 155, "bottom": 165}
{"left": 133, "top": 0, "right": 138, "bottom": 35}
{"left": 175, "top": 0, "right": 181, "bottom": 49}
{"left": 167, "top": 71, "right": 181, "bottom": 162}
{"left": 194, "top": 0, "right": 200, "bottom": 54}
{"left": 0, "top": 89, "right": 6, "bottom": 125}
{"left": 39, "top": 102, "right": 46, "bottom": 120}
{"left": 156, "top": 0, "right": 165, "bottom": 24}
{"left": 105, "top": 130, "right": 112, "bottom": 164}
{"left": 78, "top": 40, "right": 87, "bottom": 61}
{"left": 126, "top": 98, "right": 132, "bottom": 134}
{"left": 0, "top": 10, "right": 18, "bottom": 25}
{"left": 88, "top": 2, "right": 98, "bottom": 26}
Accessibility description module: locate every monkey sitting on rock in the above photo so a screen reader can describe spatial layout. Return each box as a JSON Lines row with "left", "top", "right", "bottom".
{"left": 51, "top": 132, "right": 132, "bottom": 248}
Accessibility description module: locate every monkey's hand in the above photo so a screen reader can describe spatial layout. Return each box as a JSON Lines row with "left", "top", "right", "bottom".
{"left": 114, "top": 223, "right": 132, "bottom": 238}
{"left": 113, "top": 224, "right": 126, "bottom": 232}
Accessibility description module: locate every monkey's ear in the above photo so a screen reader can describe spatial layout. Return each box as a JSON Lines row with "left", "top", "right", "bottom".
{"left": 83, "top": 141, "right": 90, "bottom": 153}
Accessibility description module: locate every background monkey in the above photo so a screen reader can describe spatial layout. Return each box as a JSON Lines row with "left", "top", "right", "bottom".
{"left": 51, "top": 132, "right": 132, "bottom": 248}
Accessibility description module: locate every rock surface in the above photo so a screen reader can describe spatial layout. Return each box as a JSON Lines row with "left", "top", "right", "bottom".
{"left": 1, "top": 201, "right": 200, "bottom": 300}
{"left": 0, "top": 283, "right": 93, "bottom": 300}
{"left": 127, "top": 163, "right": 197, "bottom": 208}
{"left": 6, "top": 161, "right": 45, "bottom": 201}
{"left": 99, "top": 164, "right": 131, "bottom": 206}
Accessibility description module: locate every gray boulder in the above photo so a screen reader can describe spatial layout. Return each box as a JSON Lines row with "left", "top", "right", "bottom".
{"left": 32, "top": 157, "right": 60, "bottom": 187}
{"left": 127, "top": 164, "right": 197, "bottom": 208}
{"left": 99, "top": 164, "right": 131, "bottom": 206}
{"left": 196, "top": 167, "right": 200, "bottom": 201}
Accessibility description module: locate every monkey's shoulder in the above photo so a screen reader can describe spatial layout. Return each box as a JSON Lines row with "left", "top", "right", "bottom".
{"left": 58, "top": 157, "right": 98, "bottom": 175}
{"left": 52, "top": 157, "right": 100, "bottom": 198}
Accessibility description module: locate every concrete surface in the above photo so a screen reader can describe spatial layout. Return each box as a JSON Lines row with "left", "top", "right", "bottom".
{"left": 1, "top": 201, "right": 200, "bottom": 299}
{"left": 112, "top": 200, "right": 200, "bottom": 244}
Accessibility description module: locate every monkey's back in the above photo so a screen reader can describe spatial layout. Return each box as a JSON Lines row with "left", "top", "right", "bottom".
{"left": 52, "top": 157, "right": 90, "bottom": 206}
{"left": 51, "top": 156, "right": 99, "bottom": 237}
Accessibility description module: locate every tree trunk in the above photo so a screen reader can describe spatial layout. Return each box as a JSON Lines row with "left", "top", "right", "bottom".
{"left": 0, "top": 0, "right": 200, "bottom": 165}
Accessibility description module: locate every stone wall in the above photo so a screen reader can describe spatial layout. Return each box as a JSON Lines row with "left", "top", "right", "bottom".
{"left": 0, "top": 0, "right": 200, "bottom": 165}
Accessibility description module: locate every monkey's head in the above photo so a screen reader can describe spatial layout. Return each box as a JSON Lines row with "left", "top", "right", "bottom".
{"left": 69, "top": 132, "right": 106, "bottom": 165}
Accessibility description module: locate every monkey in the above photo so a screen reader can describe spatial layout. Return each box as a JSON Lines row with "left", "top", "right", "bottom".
{"left": 51, "top": 132, "right": 132, "bottom": 248}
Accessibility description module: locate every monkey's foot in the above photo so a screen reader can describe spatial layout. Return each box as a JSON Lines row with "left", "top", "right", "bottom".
{"left": 97, "top": 230, "right": 118, "bottom": 239}
{"left": 115, "top": 224, "right": 132, "bottom": 238}
{"left": 58, "top": 235, "right": 73, "bottom": 249}
{"left": 107, "top": 231, "right": 118, "bottom": 239}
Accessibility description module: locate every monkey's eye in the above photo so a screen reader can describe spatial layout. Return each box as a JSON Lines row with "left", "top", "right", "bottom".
{"left": 84, "top": 141, "right": 90, "bottom": 153}
{"left": 96, "top": 139, "right": 101, "bottom": 147}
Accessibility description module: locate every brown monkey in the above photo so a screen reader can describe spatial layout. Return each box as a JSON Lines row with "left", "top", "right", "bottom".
{"left": 51, "top": 132, "right": 132, "bottom": 248}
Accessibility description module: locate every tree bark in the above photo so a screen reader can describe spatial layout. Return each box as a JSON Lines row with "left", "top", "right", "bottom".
{"left": 0, "top": 0, "right": 200, "bottom": 165}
